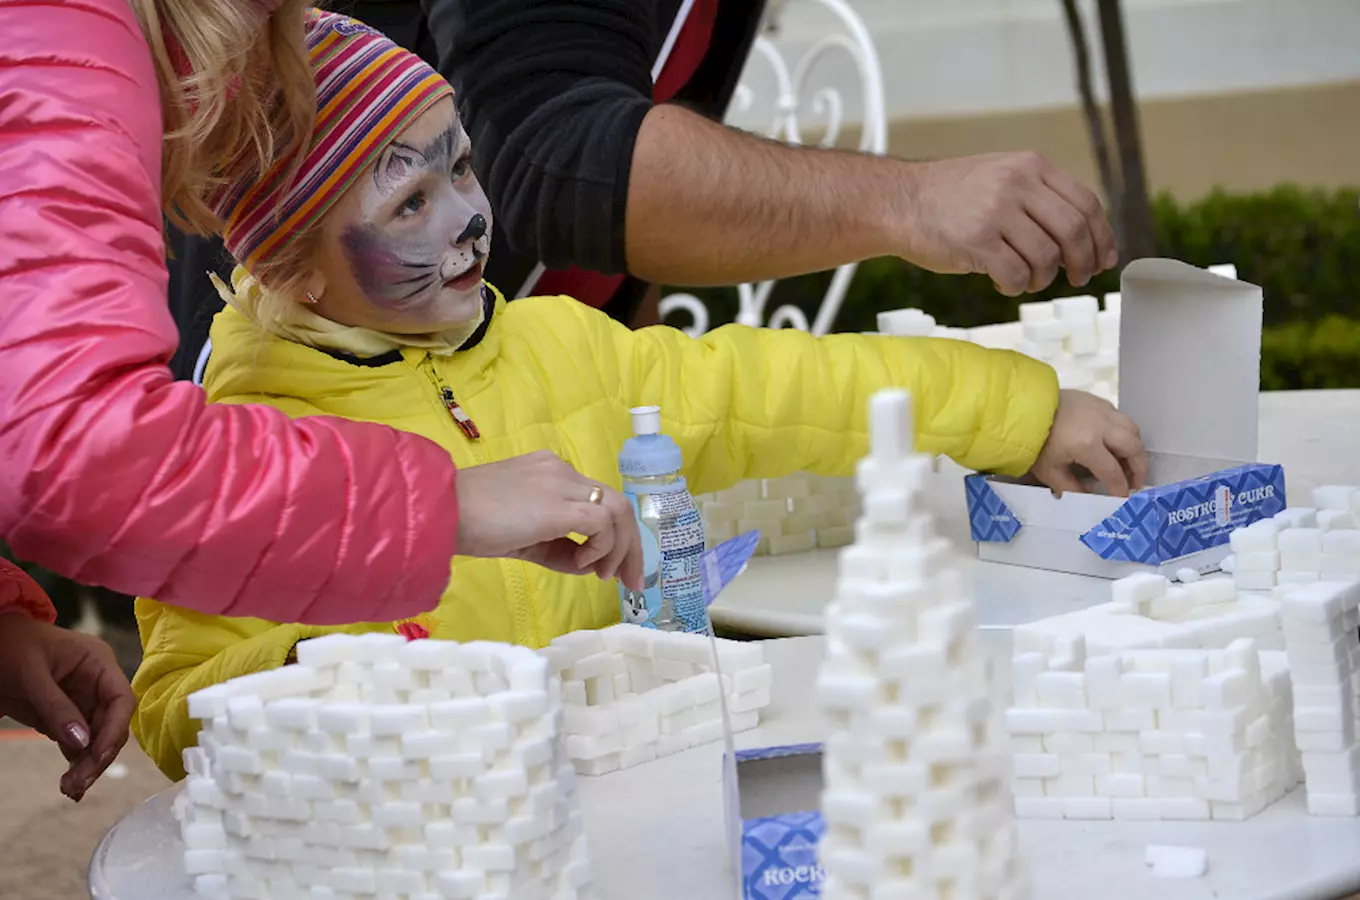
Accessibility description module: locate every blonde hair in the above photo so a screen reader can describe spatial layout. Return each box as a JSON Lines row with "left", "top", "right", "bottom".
{"left": 242, "top": 220, "right": 326, "bottom": 329}
{"left": 128, "top": 0, "right": 317, "bottom": 235}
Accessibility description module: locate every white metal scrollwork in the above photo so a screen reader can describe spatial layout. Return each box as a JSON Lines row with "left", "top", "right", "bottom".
{"left": 660, "top": 0, "right": 887, "bottom": 337}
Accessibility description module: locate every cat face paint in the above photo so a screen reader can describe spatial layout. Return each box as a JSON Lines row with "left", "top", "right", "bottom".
{"left": 337, "top": 105, "right": 492, "bottom": 327}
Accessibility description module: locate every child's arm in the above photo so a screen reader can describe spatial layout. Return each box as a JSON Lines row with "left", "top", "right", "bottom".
{"left": 130, "top": 599, "right": 334, "bottom": 780}
{"left": 556, "top": 298, "right": 1142, "bottom": 495}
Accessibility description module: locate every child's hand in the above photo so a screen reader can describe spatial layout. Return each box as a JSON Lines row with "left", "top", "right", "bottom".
{"left": 1029, "top": 389, "right": 1148, "bottom": 498}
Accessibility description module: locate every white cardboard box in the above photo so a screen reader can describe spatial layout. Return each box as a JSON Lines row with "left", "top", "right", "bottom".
{"left": 967, "top": 259, "right": 1285, "bottom": 579}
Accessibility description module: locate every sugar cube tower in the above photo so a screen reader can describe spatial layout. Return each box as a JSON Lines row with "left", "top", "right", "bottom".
{"left": 818, "top": 390, "right": 1026, "bottom": 900}
{"left": 1228, "top": 485, "right": 1360, "bottom": 593}
{"left": 1278, "top": 580, "right": 1360, "bottom": 815}
{"left": 176, "top": 634, "right": 595, "bottom": 900}
{"left": 543, "top": 623, "right": 773, "bottom": 775}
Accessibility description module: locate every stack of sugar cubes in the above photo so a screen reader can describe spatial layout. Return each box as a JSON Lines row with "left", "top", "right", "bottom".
{"left": 1277, "top": 579, "right": 1360, "bottom": 816}
{"left": 1010, "top": 570, "right": 1282, "bottom": 654}
{"left": 695, "top": 473, "right": 859, "bottom": 556}
{"left": 542, "top": 624, "right": 773, "bottom": 775}
{"left": 176, "top": 633, "right": 595, "bottom": 900}
{"left": 818, "top": 389, "right": 1027, "bottom": 900}
{"left": 874, "top": 264, "right": 1238, "bottom": 411}
{"left": 1005, "top": 571, "right": 1302, "bottom": 821}
{"left": 1228, "top": 484, "right": 1360, "bottom": 593}
{"left": 876, "top": 293, "right": 1120, "bottom": 405}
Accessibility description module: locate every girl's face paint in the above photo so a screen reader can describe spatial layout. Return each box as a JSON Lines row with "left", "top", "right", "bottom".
{"left": 313, "top": 99, "right": 493, "bottom": 334}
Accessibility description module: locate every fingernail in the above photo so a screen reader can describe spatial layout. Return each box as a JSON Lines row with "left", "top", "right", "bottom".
{"left": 64, "top": 723, "right": 90, "bottom": 750}
{"left": 1105, "top": 250, "right": 1119, "bottom": 268}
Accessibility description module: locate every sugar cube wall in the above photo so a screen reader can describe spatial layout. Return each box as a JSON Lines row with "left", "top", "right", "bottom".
{"left": 879, "top": 290, "right": 1121, "bottom": 404}
{"left": 819, "top": 390, "right": 1028, "bottom": 900}
{"left": 695, "top": 473, "right": 860, "bottom": 556}
{"left": 1006, "top": 572, "right": 1302, "bottom": 821}
{"left": 541, "top": 624, "right": 772, "bottom": 775}
{"left": 1226, "top": 488, "right": 1360, "bottom": 594}
{"left": 179, "top": 634, "right": 596, "bottom": 900}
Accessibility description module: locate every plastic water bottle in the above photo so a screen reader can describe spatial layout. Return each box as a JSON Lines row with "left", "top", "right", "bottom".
{"left": 617, "top": 405, "right": 707, "bottom": 633}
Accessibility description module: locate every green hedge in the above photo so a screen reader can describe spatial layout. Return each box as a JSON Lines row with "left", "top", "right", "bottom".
{"left": 1261, "top": 315, "right": 1360, "bottom": 391}
{"left": 663, "top": 185, "right": 1360, "bottom": 386}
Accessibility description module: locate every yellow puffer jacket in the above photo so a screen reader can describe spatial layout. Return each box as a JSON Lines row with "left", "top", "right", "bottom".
{"left": 133, "top": 287, "right": 1058, "bottom": 778}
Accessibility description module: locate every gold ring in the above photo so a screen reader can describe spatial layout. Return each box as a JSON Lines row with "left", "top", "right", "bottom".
{"left": 587, "top": 485, "right": 605, "bottom": 505}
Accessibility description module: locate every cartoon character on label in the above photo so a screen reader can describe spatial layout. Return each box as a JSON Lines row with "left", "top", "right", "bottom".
{"left": 621, "top": 516, "right": 665, "bottom": 627}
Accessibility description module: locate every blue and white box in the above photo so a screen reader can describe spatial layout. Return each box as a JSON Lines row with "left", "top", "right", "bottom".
{"left": 724, "top": 743, "right": 826, "bottom": 899}
{"left": 967, "top": 259, "right": 1285, "bottom": 579}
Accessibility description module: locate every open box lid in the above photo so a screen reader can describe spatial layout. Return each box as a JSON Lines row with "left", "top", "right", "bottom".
{"left": 1118, "top": 259, "right": 1264, "bottom": 465}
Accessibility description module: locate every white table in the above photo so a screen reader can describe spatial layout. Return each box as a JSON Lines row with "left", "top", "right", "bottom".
{"left": 90, "top": 636, "right": 1360, "bottom": 900}
{"left": 712, "top": 390, "right": 1360, "bottom": 637}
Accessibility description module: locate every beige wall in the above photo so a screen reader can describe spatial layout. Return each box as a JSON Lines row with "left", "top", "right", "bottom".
{"left": 868, "top": 80, "right": 1360, "bottom": 202}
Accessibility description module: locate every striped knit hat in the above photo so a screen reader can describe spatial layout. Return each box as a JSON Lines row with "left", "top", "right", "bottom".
{"left": 214, "top": 10, "right": 452, "bottom": 271}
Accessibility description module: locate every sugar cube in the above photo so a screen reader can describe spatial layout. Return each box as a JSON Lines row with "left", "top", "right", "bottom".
{"left": 1035, "top": 671, "right": 1086, "bottom": 708}
{"left": 1233, "top": 551, "right": 1280, "bottom": 572}
{"left": 1307, "top": 793, "right": 1360, "bottom": 816}
{"left": 1112, "top": 573, "right": 1168, "bottom": 609}
{"left": 1061, "top": 798, "right": 1116, "bottom": 827}
{"left": 1121, "top": 672, "right": 1172, "bottom": 709}
{"left": 1230, "top": 522, "right": 1278, "bottom": 553}
{"left": 1013, "top": 798, "right": 1065, "bottom": 819}
{"left": 1145, "top": 844, "right": 1208, "bottom": 879}
{"left": 1313, "top": 485, "right": 1358, "bottom": 511}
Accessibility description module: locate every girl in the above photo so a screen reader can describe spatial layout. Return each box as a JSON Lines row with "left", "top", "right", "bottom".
{"left": 1, "top": 0, "right": 638, "bottom": 792}
{"left": 132, "top": 10, "right": 1147, "bottom": 778}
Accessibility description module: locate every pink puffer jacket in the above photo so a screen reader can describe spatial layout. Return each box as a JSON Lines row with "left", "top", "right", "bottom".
{"left": 0, "top": 0, "right": 459, "bottom": 624}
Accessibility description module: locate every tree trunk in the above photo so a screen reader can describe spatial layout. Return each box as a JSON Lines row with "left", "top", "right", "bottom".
{"left": 1059, "top": 0, "right": 1122, "bottom": 249}
{"left": 1095, "top": 0, "right": 1157, "bottom": 261}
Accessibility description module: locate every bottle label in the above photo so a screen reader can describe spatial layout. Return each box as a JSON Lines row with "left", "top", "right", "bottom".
{"left": 619, "top": 489, "right": 708, "bottom": 633}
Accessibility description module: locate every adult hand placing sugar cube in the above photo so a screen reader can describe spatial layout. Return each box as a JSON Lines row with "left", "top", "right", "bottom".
{"left": 455, "top": 451, "right": 644, "bottom": 590}
{"left": 895, "top": 152, "right": 1119, "bottom": 296}
{"left": 1028, "top": 390, "right": 1148, "bottom": 498}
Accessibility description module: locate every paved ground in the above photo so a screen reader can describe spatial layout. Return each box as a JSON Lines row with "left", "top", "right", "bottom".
{"left": 0, "top": 727, "right": 168, "bottom": 899}
{"left": 0, "top": 606, "right": 160, "bottom": 900}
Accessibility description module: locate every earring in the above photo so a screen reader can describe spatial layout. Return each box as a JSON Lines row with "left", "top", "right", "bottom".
{"left": 304, "top": 291, "right": 318, "bottom": 304}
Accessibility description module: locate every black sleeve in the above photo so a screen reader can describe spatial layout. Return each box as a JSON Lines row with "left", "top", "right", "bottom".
{"left": 419, "top": 0, "right": 658, "bottom": 275}
{"left": 165, "top": 226, "right": 231, "bottom": 382}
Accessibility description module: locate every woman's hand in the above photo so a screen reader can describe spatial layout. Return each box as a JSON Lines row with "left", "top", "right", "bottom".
{"left": 455, "top": 451, "right": 644, "bottom": 591}
{"left": 1029, "top": 389, "right": 1149, "bottom": 498}
{"left": 0, "top": 615, "right": 135, "bottom": 801}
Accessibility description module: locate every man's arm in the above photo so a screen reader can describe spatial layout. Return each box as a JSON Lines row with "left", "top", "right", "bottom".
{"left": 427, "top": 0, "right": 1118, "bottom": 297}
{"left": 627, "top": 105, "right": 1119, "bottom": 295}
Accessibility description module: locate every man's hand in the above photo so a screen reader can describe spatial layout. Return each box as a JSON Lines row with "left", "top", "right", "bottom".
{"left": 455, "top": 451, "right": 644, "bottom": 591}
{"left": 1030, "top": 390, "right": 1149, "bottom": 498}
{"left": 0, "top": 615, "right": 135, "bottom": 801}
{"left": 896, "top": 152, "right": 1120, "bottom": 296}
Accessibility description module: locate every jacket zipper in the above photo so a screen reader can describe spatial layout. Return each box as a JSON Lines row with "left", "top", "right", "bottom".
{"left": 419, "top": 359, "right": 537, "bottom": 646}
{"left": 425, "top": 366, "right": 481, "bottom": 440}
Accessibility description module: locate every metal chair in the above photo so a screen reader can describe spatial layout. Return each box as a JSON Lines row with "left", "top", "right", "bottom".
{"left": 659, "top": 0, "right": 888, "bottom": 337}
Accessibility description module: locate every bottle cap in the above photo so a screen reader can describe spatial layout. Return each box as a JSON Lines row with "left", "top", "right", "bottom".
{"left": 619, "top": 405, "right": 682, "bottom": 477}
{"left": 630, "top": 405, "right": 663, "bottom": 436}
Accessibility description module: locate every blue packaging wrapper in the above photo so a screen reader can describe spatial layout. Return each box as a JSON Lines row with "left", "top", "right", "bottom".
{"left": 966, "top": 463, "right": 1285, "bottom": 564}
